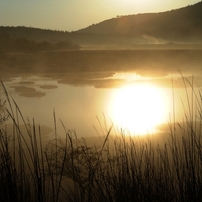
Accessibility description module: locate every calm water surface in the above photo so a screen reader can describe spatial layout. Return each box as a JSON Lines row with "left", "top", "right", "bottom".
{"left": 1, "top": 72, "right": 201, "bottom": 138}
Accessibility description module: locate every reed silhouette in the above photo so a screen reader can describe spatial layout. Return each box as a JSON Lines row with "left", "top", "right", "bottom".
{"left": 0, "top": 75, "right": 202, "bottom": 201}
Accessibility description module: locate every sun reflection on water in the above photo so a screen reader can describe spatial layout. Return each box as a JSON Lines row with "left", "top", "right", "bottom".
{"left": 108, "top": 82, "right": 168, "bottom": 135}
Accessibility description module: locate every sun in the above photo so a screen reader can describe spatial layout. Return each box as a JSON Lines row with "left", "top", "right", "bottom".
{"left": 109, "top": 83, "right": 167, "bottom": 135}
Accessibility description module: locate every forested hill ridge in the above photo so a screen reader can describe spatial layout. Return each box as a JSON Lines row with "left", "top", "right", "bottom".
{"left": 77, "top": 1, "right": 202, "bottom": 43}
{"left": 1, "top": 1, "right": 202, "bottom": 48}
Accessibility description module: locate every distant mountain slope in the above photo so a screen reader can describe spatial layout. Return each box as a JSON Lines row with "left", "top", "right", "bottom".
{"left": 1, "top": 1, "right": 202, "bottom": 46}
{"left": 0, "top": 26, "right": 72, "bottom": 42}
{"left": 76, "top": 1, "right": 202, "bottom": 43}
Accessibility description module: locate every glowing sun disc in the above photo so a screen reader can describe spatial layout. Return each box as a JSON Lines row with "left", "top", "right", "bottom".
{"left": 109, "top": 83, "right": 166, "bottom": 135}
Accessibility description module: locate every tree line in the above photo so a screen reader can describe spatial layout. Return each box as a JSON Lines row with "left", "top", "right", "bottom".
{"left": 0, "top": 32, "right": 80, "bottom": 54}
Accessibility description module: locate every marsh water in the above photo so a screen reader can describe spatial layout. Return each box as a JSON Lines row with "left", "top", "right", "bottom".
{"left": 1, "top": 49, "right": 202, "bottom": 138}
{"left": 1, "top": 73, "right": 200, "bottom": 139}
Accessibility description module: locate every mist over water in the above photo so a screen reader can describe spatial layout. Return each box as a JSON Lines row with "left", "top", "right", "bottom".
{"left": 2, "top": 64, "right": 201, "bottom": 138}
{"left": 1, "top": 47, "right": 202, "bottom": 139}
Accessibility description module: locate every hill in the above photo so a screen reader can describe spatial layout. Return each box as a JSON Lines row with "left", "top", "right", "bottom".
{"left": 0, "top": 1, "right": 202, "bottom": 48}
{"left": 77, "top": 1, "right": 202, "bottom": 44}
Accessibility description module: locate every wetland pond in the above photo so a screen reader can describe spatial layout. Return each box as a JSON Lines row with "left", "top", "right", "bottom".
{"left": 1, "top": 49, "right": 202, "bottom": 139}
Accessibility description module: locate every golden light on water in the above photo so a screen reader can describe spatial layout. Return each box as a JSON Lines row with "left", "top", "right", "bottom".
{"left": 109, "top": 83, "right": 168, "bottom": 135}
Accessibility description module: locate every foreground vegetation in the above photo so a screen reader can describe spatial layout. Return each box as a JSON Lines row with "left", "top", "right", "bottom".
{"left": 0, "top": 77, "right": 202, "bottom": 202}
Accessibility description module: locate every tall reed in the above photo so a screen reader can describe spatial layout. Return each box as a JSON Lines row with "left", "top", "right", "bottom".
{"left": 0, "top": 81, "right": 66, "bottom": 202}
{"left": 0, "top": 76, "right": 202, "bottom": 201}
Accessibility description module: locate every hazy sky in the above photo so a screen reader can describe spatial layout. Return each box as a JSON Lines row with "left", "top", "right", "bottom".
{"left": 0, "top": 0, "right": 200, "bottom": 31}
